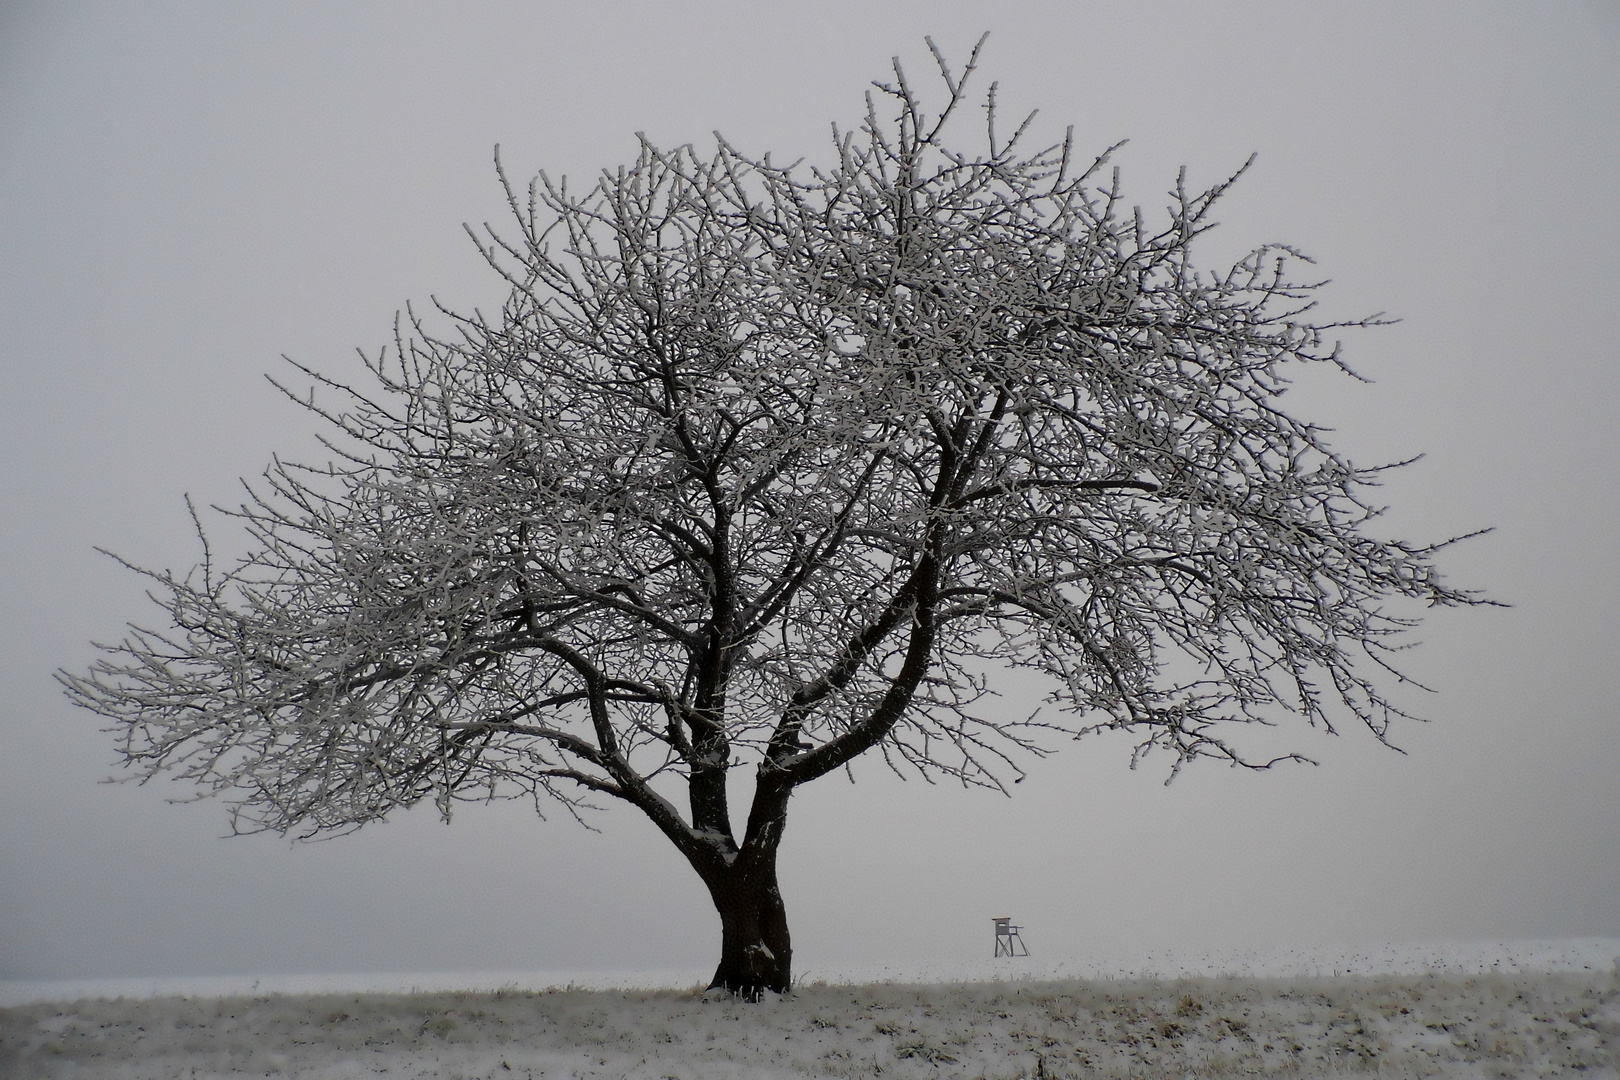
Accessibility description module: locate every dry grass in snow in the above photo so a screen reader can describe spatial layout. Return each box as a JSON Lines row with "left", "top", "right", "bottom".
{"left": 3, "top": 969, "right": 1616, "bottom": 1079}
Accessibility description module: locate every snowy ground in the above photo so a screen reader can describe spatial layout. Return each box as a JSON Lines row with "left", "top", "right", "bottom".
{"left": 3, "top": 940, "right": 1616, "bottom": 1078}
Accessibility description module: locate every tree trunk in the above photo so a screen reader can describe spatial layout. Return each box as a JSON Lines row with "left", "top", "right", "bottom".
{"left": 705, "top": 859, "right": 792, "bottom": 999}
{"left": 701, "top": 779, "right": 793, "bottom": 998}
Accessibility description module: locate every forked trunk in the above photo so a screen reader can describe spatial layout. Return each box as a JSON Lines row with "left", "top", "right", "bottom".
{"left": 706, "top": 861, "right": 792, "bottom": 999}
{"left": 700, "top": 781, "right": 793, "bottom": 998}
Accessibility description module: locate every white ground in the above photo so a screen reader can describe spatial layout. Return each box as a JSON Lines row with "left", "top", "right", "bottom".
{"left": 3, "top": 941, "right": 1616, "bottom": 1078}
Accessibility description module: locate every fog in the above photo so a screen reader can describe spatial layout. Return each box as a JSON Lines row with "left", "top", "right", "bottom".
{"left": 3, "top": 1, "right": 1617, "bottom": 982}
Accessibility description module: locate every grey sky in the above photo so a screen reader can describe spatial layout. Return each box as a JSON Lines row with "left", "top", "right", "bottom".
{"left": 3, "top": 2, "right": 1617, "bottom": 981}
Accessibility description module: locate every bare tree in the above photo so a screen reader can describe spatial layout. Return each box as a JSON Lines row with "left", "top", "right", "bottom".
{"left": 62, "top": 37, "right": 1490, "bottom": 997}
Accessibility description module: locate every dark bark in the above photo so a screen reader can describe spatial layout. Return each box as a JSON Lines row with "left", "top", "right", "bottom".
{"left": 700, "top": 780, "right": 793, "bottom": 998}
{"left": 705, "top": 860, "right": 792, "bottom": 999}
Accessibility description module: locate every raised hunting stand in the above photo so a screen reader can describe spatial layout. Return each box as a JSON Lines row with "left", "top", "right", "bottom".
{"left": 993, "top": 917, "right": 1029, "bottom": 957}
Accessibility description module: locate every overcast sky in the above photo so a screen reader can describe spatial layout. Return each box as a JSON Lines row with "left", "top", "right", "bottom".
{"left": 3, "top": 2, "right": 1618, "bottom": 982}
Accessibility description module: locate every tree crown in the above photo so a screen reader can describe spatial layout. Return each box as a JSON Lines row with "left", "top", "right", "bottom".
{"left": 62, "top": 37, "right": 1489, "bottom": 848}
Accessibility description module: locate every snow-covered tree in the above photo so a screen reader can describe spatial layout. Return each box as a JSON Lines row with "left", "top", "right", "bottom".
{"left": 62, "top": 38, "right": 1489, "bottom": 997}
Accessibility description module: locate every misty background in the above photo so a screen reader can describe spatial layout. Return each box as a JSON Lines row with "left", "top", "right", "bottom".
{"left": 3, "top": 2, "right": 1617, "bottom": 982}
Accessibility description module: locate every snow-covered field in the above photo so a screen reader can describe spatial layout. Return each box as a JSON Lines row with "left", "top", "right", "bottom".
{"left": 3, "top": 941, "right": 1616, "bottom": 1078}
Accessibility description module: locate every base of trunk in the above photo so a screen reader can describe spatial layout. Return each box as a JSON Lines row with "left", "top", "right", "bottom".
{"left": 706, "top": 876, "right": 792, "bottom": 999}
{"left": 707, "top": 945, "right": 790, "bottom": 1001}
